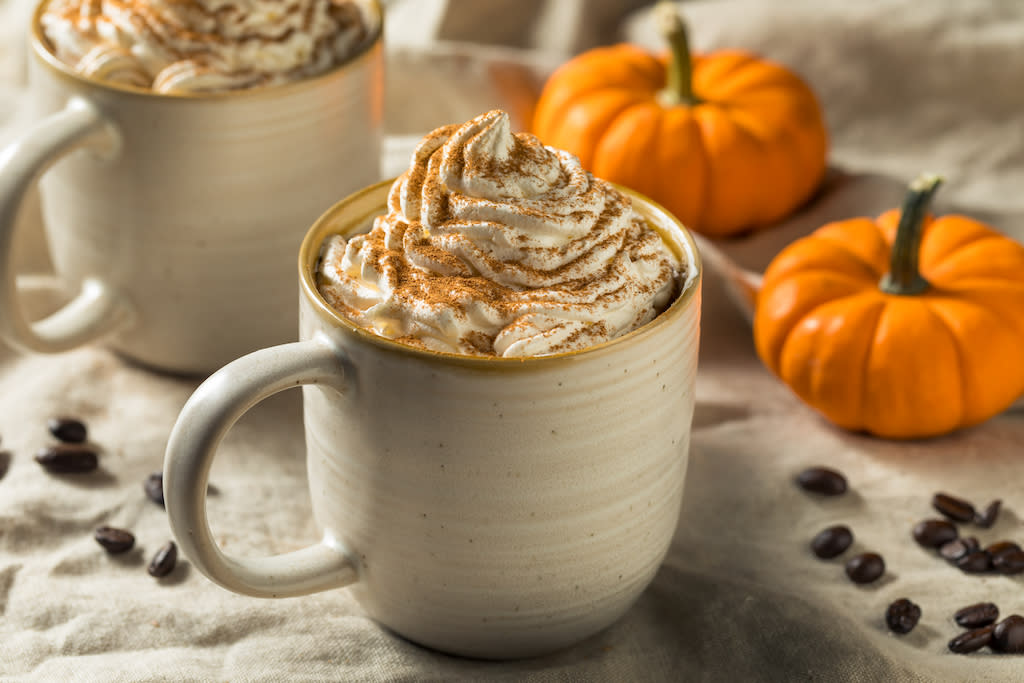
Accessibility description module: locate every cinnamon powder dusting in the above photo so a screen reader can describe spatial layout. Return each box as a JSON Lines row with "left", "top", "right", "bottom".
{"left": 317, "top": 110, "right": 682, "bottom": 357}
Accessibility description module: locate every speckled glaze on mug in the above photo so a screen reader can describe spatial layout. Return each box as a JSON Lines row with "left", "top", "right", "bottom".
{"left": 163, "top": 180, "right": 702, "bottom": 659}
{"left": 0, "top": 1, "right": 383, "bottom": 374}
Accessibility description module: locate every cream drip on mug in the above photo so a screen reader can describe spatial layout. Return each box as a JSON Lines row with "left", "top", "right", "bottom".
{"left": 40, "top": 0, "right": 376, "bottom": 94}
{"left": 316, "top": 110, "right": 683, "bottom": 358}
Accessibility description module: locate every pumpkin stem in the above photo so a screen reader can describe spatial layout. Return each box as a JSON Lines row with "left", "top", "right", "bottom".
{"left": 879, "top": 173, "right": 944, "bottom": 296}
{"left": 655, "top": 2, "right": 700, "bottom": 107}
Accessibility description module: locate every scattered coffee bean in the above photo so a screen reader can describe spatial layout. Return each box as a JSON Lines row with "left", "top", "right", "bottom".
{"left": 961, "top": 536, "right": 980, "bottom": 554}
{"left": 992, "top": 615, "right": 1024, "bottom": 654}
{"left": 148, "top": 541, "right": 177, "bottom": 578}
{"left": 34, "top": 444, "right": 98, "bottom": 473}
{"left": 845, "top": 552, "right": 885, "bottom": 584}
{"left": 795, "top": 466, "right": 847, "bottom": 496}
{"left": 912, "top": 518, "right": 958, "bottom": 549}
{"left": 0, "top": 450, "right": 10, "bottom": 480}
{"left": 949, "top": 625, "right": 994, "bottom": 654}
{"left": 939, "top": 538, "right": 975, "bottom": 562}
{"left": 976, "top": 499, "right": 1002, "bottom": 529}
{"left": 811, "top": 525, "right": 853, "bottom": 559}
{"left": 47, "top": 416, "right": 88, "bottom": 443}
{"left": 885, "top": 598, "right": 921, "bottom": 634}
{"left": 992, "top": 549, "right": 1024, "bottom": 575}
{"left": 144, "top": 472, "right": 165, "bottom": 507}
{"left": 931, "top": 492, "right": 976, "bottom": 523}
{"left": 954, "top": 602, "right": 999, "bottom": 629}
{"left": 94, "top": 526, "right": 135, "bottom": 554}
{"left": 956, "top": 550, "right": 993, "bottom": 574}
{"left": 984, "top": 541, "right": 1020, "bottom": 560}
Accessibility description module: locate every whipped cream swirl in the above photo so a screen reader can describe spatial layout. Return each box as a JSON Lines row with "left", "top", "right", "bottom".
{"left": 317, "top": 110, "right": 681, "bottom": 358}
{"left": 40, "top": 0, "right": 377, "bottom": 94}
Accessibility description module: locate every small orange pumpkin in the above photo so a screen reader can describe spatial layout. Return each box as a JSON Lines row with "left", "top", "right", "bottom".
{"left": 754, "top": 174, "right": 1024, "bottom": 439}
{"left": 531, "top": 4, "right": 827, "bottom": 238}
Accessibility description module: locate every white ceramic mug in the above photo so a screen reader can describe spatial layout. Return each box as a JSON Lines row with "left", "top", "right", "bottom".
{"left": 0, "top": 1, "right": 383, "bottom": 375}
{"left": 163, "top": 180, "right": 702, "bottom": 659}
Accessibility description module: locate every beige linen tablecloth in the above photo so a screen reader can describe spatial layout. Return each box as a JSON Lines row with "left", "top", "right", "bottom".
{"left": 2, "top": 1, "right": 1024, "bottom": 681}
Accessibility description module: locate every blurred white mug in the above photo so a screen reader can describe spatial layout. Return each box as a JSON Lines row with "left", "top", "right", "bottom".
{"left": 0, "top": 0, "right": 384, "bottom": 374}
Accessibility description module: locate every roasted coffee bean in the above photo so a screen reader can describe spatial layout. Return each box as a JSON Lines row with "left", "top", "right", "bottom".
{"left": 144, "top": 472, "right": 165, "bottom": 507}
{"left": 47, "top": 416, "right": 88, "bottom": 443}
{"left": 912, "top": 518, "right": 958, "bottom": 549}
{"left": 931, "top": 492, "right": 976, "bottom": 523}
{"left": 939, "top": 538, "right": 974, "bottom": 562}
{"left": 0, "top": 450, "right": 10, "bottom": 480}
{"left": 993, "top": 549, "right": 1024, "bottom": 575}
{"left": 845, "top": 552, "right": 885, "bottom": 584}
{"left": 975, "top": 499, "right": 1002, "bottom": 529}
{"left": 148, "top": 541, "right": 177, "bottom": 578}
{"left": 795, "top": 466, "right": 847, "bottom": 496}
{"left": 810, "top": 525, "right": 853, "bottom": 559}
{"left": 94, "top": 526, "right": 135, "bottom": 554}
{"left": 949, "top": 625, "right": 994, "bottom": 654}
{"left": 885, "top": 598, "right": 921, "bottom": 634}
{"left": 34, "top": 444, "right": 98, "bottom": 473}
{"left": 984, "top": 541, "right": 1020, "bottom": 560}
{"left": 961, "top": 536, "right": 980, "bottom": 553}
{"left": 956, "top": 550, "right": 993, "bottom": 574}
{"left": 954, "top": 602, "right": 999, "bottom": 629}
{"left": 992, "top": 615, "right": 1024, "bottom": 654}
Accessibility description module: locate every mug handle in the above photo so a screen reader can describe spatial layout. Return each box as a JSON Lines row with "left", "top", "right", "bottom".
{"left": 0, "top": 96, "right": 133, "bottom": 353}
{"left": 163, "top": 333, "right": 359, "bottom": 598}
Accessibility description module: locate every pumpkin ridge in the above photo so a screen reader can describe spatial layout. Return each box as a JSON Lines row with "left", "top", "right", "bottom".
{"left": 708, "top": 107, "right": 786, "bottom": 224}
{"left": 840, "top": 295, "right": 879, "bottom": 433}
{"left": 923, "top": 234, "right": 1024, "bottom": 280}
{"left": 586, "top": 45, "right": 663, "bottom": 91}
{"left": 927, "top": 275, "right": 1024, "bottom": 291}
{"left": 763, "top": 237, "right": 882, "bottom": 285}
{"left": 542, "top": 90, "right": 649, "bottom": 169}
{"left": 655, "top": 108, "right": 707, "bottom": 229}
{"left": 773, "top": 283, "right": 876, "bottom": 370}
{"left": 688, "top": 109, "right": 715, "bottom": 231}
{"left": 861, "top": 298, "right": 940, "bottom": 437}
{"left": 776, "top": 292, "right": 884, "bottom": 429}
{"left": 932, "top": 285, "right": 1024, "bottom": 358}
{"left": 924, "top": 294, "right": 1024, "bottom": 427}
{"left": 630, "top": 104, "right": 669, "bottom": 205}
{"left": 693, "top": 107, "right": 769, "bottom": 233}
{"left": 811, "top": 234, "right": 888, "bottom": 279}
{"left": 919, "top": 299, "right": 968, "bottom": 429}
{"left": 813, "top": 295, "right": 887, "bottom": 429}
{"left": 740, "top": 120, "right": 804, "bottom": 226}
{"left": 622, "top": 51, "right": 668, "bottom": 93}
{"left": 531, "top": 46, "right": 660, "bottom": 141}
{"left": 691, "top": 50, "right": 765, "bottom": 99}
{"left": 709, "top": 72, "right": 813, "bottom": 105}
{"left": 917, "top": 216, "right": 997, "bottom": 266}
{"left": 593, "top": 101, "right": 664, "bottom": 165}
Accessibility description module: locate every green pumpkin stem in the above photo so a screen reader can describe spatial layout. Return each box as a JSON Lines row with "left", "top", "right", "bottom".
{"left": 879, "top": 174, "right": 943, "bottom": 296}
{"left": 656, "top": 2, "right": 700, "bottom": 107}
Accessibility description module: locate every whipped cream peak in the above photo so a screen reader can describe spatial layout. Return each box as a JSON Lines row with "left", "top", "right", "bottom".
{"left": 433, "top": 110, "right": 562, "bottom": 201}
{"left": 40, "top": 0, "right": 377, "bottom": 94}
{"left": 317, "top": 110, "right": 683, "bottom": 358}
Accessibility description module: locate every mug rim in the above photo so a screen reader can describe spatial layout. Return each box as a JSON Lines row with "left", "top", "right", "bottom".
{"left": 298, "top": 178, "right": 703, "bottom": 367}
{"left": 29, "top": 0, "right": 383, "bottom": 100}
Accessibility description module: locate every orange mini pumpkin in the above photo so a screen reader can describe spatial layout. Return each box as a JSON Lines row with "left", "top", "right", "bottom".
{"left": 532, "top": 4, "right": 827, "bottom": 238}
{"left": 754, "top": 175, "right": 1024, "bottom": 439}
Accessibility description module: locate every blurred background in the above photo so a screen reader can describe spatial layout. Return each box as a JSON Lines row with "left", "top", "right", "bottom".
{"left": 5, "top": 0, "right": 1023, "bottom": 218}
